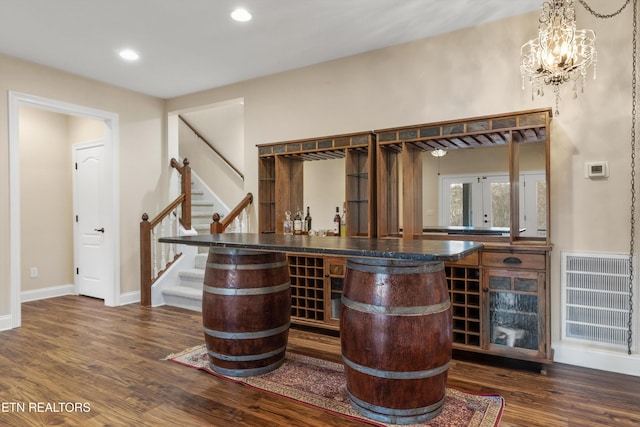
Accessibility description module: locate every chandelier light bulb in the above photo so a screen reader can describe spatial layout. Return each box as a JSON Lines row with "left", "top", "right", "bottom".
{"left": 521, "top": 0, "right": 596, "bottom": 115}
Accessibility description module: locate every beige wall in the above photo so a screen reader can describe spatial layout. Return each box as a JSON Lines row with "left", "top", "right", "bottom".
{"left": 167, "top": 2, "right": 636, "bottom": 350}
{"left": 0, "top": 53, "right": 166, "bottom": 317}
{"left": 178, "top": 102, "right": 245, "bottom": 208}
{"left": 19, "top": 107, "right": 73, "bottom": 291}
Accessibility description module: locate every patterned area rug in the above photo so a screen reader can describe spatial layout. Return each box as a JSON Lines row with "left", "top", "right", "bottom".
{"left": 166, "top": 345, "right": 504, "bottom": 427}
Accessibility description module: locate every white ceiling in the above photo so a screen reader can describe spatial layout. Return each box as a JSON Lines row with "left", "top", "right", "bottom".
{"left": 0, "top": 0, "right": 541, "bottom": 99}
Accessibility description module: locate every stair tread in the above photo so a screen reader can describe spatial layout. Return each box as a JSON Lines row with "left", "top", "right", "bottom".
{"left": 162, "top": 286, "right": 202, "bottom": 298}
{"left": 179, "top": 268, "right": 205, "bottom": 278}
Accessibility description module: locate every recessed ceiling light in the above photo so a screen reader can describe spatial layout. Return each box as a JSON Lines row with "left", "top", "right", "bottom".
{"left": 231, "top": 8, "right": 252, "bottom": 22}
{"left": 119, "top": 49, "right": 140, "bottom": 61}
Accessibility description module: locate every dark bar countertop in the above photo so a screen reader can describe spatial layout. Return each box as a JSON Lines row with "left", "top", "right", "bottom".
{"left": 160, "top": 233, "right": 483, "bottom": 262}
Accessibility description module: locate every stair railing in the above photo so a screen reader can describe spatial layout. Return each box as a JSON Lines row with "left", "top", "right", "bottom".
{"left": 179, "top": 115, "right": 245, "bottom": 181}
{"left": 210, "top": 193, "right": 253, "bottom": 233}
{"left": 139, "top": 158, "right": 192, "bottom": 306}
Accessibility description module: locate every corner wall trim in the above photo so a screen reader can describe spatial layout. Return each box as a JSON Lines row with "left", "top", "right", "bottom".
{"left": 553, "top": 342, "right": 640, "bottom": 377}
{"left": 118, "top": 291, "right": 141, "bottom": 306}
{"left": 0, "top": 315, "right": 13, "bottom": 332}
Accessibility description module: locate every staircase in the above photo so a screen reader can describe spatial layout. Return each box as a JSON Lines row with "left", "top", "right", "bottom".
{"left": 159, "top": 174, "right": 227, "bottom": 312}
{"left": 160, "top": 252, "right": 207, "bottom": 311}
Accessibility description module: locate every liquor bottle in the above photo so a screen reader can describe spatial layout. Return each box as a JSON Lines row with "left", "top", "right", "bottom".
{"left": 333, "top": 207, "right": 341, "bottom": 236}
{"left": 293, "top": 208, "right": 303, "bottom": 235}
{"left": 340, "top": 203, "right": 347, "bottom": 237}
{"left": 283, "top": 210, "right": 293, "bottom": 235}
{"left": 304, "top": 206, "right": 312, "bottom": 232}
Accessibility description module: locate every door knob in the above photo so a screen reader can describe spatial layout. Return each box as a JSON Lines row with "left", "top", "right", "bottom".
{"left": 94, "top": 228, "right": 105, "bottom": 233}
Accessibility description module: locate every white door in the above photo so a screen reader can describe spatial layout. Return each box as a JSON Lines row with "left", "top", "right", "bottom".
{"left": 440, "top": 176, "right": 482, "bottom": 226}
{"left": 481, "top": 175, "right": 510, "bottom": 228}
{"left": 440, "top": 174, "right": 510, "bottom": 228}
{"left": 73, "top": 141, "right": 107, "bottom": 299}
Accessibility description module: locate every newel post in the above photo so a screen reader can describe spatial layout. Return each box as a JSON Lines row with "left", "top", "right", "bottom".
{"left": 181, "top": 158, "right": 192, "bottom": 230}
{"left": 140, "top": 213, "right": 152, "bottom": 306}
{"left": 210, "top": 213, "right": 224, "bottom": 234}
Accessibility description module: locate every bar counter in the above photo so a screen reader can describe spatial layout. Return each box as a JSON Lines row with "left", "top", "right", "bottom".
{"left": 159, "top": 232, "right": 482, "bottom": 261}
{"left": 159, "top": 233, "right": 483, "bottom": 424}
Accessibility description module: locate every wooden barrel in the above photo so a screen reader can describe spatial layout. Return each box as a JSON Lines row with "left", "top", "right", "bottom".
{"left": 340, "top": 258, "right": 452, "bottom": 424}
{"left": 202, "top": 249, "right": 291, "bottom": 377}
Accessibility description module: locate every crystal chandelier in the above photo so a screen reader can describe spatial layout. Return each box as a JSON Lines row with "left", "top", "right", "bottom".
{"left": 431, "top": 148, "right": 447, "bottom": 157}
{"left": 521, "top": 0, "right": 597, "bottom": 114}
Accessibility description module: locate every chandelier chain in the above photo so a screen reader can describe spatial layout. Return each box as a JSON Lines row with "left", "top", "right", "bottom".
{"left": 577, "top": 0, "right": 632, "bottom": 19}
{"left": 628, "top": 0, "right": 637, "bottom": 356}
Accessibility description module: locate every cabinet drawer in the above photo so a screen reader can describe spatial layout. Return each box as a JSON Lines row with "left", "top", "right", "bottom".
{"left": 446, "top": 252, "right": 479, "bottom": 267}
{"left": 482, "top": 252, "right": 545, "bottom": 270}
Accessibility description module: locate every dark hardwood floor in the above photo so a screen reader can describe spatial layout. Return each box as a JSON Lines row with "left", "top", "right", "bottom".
{"left": 0, "top": 296, "right": 639, "bottom": 426}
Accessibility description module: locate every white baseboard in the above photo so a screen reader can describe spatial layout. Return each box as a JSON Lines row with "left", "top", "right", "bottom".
{"left": 118, "top": 291, "right": 140, "bottom": 306}
{"left": 21, "top": 284, "right": 74, "bottom": 303}
{"left": 0, "top": 314, "right": 13, "bottom": 331}
{"left": 553, "top": 341, "right": 640, "bottom": 377}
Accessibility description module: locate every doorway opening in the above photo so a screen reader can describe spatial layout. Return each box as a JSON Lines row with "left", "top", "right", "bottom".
{"left": 8, "top": 92, "right": 120, "bottom": 329}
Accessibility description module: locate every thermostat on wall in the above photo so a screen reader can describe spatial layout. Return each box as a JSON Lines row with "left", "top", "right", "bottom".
{"left": 585, "top": 161, "right": 609, "bottom": 179}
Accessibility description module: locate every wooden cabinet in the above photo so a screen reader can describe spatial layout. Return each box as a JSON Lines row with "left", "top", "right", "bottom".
{"left": 374, "top": 108, "right": 552, "bottom": 245}
{"left": 481, "top": 248, "right": 551, "bottom": 363}
{"left": 287, "top": 247, "right": 551, "bottom": 364}
{"left": 262, "top": 108, "right": 553, "bottom": 364}
{"left": 345, "top": 149, "right": 376, "bottom": 237}
{"left": 258, "top": 158, "right": 276, "bottom": 233}
{"left": 324, "top": 257, "right": 345, "bottom": 327}
{"left": 372, "top": 109, "right": 553, "bottom": 364}
{"left": 442, "top": 247, "right": 551, "bottom": 363}
{"left": 257, "top": 132, "right": 376, "bottom": 236}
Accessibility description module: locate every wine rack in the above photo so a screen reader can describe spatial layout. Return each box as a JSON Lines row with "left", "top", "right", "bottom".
{"left": 445, "top": 265, "right": 482, "bottom": 348}
{"left": 288, "top": 254, "right": 325, "bottom": 324}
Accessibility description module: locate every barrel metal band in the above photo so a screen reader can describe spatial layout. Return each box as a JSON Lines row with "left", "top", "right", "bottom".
{"left": 346, "top": 260, "right": 443, "bottom": 275}
{"left": 348, "top": 390, "right": 444, "bottom": 420}
{"left": 209, "top": 358, "right": 285, "bottom": 377}
{"left": 204, "top": 281, "right": 290, "bottom": 296}
{"left": 341, "top": 296, "right": 450, "bottom": 316}
{"left": 207, "top": 345, "right": 286, "bottom": 362}
{"left": 204, "top": 323, "right": 290, "bottom": 340}
{"left": 342, "top": 355, "right": 450, "bottom": 380}
{"left": 207, "top": 260, "right": 288, "bottom": 270}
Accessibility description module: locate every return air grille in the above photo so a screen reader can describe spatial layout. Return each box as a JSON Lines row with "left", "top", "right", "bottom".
{"left": 561, "top": 252, "right": 636, "bottom": 350}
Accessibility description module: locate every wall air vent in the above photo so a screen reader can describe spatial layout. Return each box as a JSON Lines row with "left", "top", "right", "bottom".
{"left": 561, "top": 252, "right": 637, "bottom": 350}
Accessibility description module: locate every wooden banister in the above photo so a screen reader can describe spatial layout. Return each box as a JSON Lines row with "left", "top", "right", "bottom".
{"left": 140, "top": 213, "right": 152, "bottom": 306}
{"left": 179, "top": 115, "right": 245, "bottom": 181}
{"left": 140, "top": 203, "right": 183, "bottom": 306}
{"left": 211, "top": 193, "right": 253, "bottom": 234}
{"left": 147, "top": 195, "right": 186, "bottom": 228}
{"left": 171, "top": 157, "right": 192, "bottom": 230}
{"left": 140, "top": 157, "right": 192, "bottom": 306}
